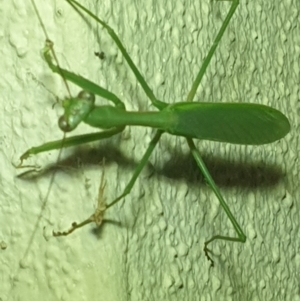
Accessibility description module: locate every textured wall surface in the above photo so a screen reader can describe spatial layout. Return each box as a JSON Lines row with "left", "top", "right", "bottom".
{"left": 1, "top": 0, "right": 299, "bottom": 300}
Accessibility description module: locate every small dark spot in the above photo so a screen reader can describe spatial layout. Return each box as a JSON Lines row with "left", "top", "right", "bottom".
{"left": 56, "top": 8, "right": 63, "bottom": 18}
{"left": 95, "top": 51, "right": 105, "bottom": 60}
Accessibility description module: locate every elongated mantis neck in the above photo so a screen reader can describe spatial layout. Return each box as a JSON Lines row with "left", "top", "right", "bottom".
{"left": 84, "top": 105, "right": 174, "bottom": 130}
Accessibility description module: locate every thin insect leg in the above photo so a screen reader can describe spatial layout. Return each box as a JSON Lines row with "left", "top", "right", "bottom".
{"left": 182, "top": 0, "right": 243, "bottom": 266}
{"left": 106, "top": 131, "right": 163, "bottom": 208}
{"left": 186, "top": 0, "right": 239, "bottom": 102}
{"left": 187, "top": 139, "right": 246, "bottom": 266}
{"left": 19, "top": 127, "right": 123, "bottom": 163}
{"left": 30, "top": 0, "right": 72, "bottom": 97}
{"left": 65, "top": 0, "right": 168, "bottom": 111}
{"left": 183, "top": 0, "right": 243, "bottom": 265}
{"left": 53, "top": 160, "right": 107, "bottom": 236}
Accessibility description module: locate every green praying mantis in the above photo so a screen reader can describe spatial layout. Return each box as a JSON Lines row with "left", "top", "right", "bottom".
{"left": 19, "top": 0, "right": 290, "bottom": 266}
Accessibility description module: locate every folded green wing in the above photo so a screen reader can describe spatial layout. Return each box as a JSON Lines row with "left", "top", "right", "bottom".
{"left": 165, "top": 102, "right": 290, "bottom": 145}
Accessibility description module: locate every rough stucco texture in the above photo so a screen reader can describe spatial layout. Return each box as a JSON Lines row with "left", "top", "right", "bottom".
{"left": 1, "top": 0, "right": 299, "bottom": 300}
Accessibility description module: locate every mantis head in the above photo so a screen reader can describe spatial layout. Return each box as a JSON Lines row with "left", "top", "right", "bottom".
{"left": 58, "top": 90, "right": 95, "bottom": 132}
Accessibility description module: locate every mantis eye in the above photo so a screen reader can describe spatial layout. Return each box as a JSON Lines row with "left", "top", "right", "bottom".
{"left": 77, "top": 90, "right": 95, "bottom": 104}
{"left": 58, "top": 115, "right": 72, "bottom": 132}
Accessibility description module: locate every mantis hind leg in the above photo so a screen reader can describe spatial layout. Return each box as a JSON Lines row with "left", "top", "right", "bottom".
{"left": 184, "top": 0, "right": 246, "bottom": 266}
{"left": 187, "top": 139, "right": 246, "bottom": 267}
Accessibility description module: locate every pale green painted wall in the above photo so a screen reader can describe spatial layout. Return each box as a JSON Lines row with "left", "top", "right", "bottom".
{"left": 1, "top": 0, "right": 299, "bottom": 300}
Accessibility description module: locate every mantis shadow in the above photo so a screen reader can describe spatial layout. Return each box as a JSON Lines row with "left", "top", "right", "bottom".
{"left": 159, "top": 147, "right": 284, "bottom": 189}
{"left": 18, "top": 140, "right": 285, "bottom": 190}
